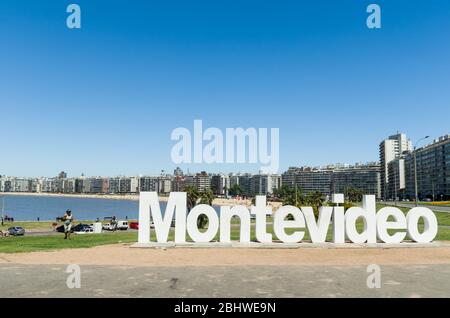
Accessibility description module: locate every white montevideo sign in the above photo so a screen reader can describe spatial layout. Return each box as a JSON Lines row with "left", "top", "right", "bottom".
{"left": 137, "top": 192, "right": 438, "bottom": 245}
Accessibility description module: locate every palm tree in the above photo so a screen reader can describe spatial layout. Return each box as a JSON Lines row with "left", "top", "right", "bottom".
{"left": 345, "top": 187, "right": 363, "bottom": 202}
{"left": 185, "top": 186, "right": 200, "bottom": 212}
{"left": 199, "top": 189, "right": 214, "bottom": 205}
{"left": 306, "top": 191, "right": 326, "bottom": 217}
{"left": 196, "top": 189, "right": 214, "bottom": 229}
{"left": 229, "top": 184, "right": 243, "bottom": 197}
{"left": 185, "top": 187, "right": 214, "bottom": 229}
{"left": 281, "top": 186, "right": 307, "bottom": 207}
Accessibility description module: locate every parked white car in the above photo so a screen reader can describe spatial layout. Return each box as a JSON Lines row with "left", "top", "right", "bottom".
{"left": 102, "top": 223, "right": 114, "bottom": 231}
{"left": 102, "top": 221, "right": 128, "bottom": 231}
{"left": 74, "top": 224, "right": 94, "bottom": 234}
{"left": 117, "top": 220, "right": 128, "bottom": 230}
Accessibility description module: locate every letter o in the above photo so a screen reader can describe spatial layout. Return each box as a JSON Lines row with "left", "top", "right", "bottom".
{"left": 406, "top": 207, "right": 438, "bottom": 243}
{"left": 187, "top": 204, "right": 219, "bottom": 243}
{"left": 376, "top": 207, "right": 407, "bottom": 243}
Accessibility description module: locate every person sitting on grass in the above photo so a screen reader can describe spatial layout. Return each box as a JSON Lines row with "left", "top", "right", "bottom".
{"left": 62, "top": 209, "right": 74, "bottom": 240}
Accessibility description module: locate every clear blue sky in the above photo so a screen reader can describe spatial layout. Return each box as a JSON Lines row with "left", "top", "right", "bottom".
{"left": 1, "top": 0, "right": 449, "bottom": 177}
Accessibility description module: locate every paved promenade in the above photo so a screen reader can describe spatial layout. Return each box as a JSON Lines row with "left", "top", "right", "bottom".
{"left": 1, "top": 243, "right": 449, "bottom": 298}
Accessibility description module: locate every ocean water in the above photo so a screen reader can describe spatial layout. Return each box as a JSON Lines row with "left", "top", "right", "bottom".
{"left": 0, "top": 195, "right": 222, "bottom": 221}
{"left": 0, "top": 195, "right": 142, "bottom": 221}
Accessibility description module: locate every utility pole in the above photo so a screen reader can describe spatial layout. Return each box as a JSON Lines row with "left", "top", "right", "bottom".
{"left": 295, "top": 183, "right": 298, "bottom": 206}
{"left": 1, "top": 195, "right": 4, "bottom": 226}
{"left": 394, "top": 169, "right": 397, "bottom": 206}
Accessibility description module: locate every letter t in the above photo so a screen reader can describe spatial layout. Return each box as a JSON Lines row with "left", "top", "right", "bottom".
{"left": 251, "top": 196, "right": 272, "bottom": 243}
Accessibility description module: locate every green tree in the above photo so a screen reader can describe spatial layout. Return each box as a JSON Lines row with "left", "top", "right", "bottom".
{"left": 199, "top": 189, "right": 214, "bottom": 205}
{"left": 185, "top": 186, "right": 200, "bottom": 212}
{"left": 345, "top": 187, "right": 363, "bottom": 202}
{"left": 228, "top": 184, "right": 243, "bottom": 197}
{"left": 305, "top": 191, "right": 326, "bottom": 216}
{"left": 198, "top": 189, "right": 214, "bottom": 228}
{"left": 277, "top": 185, "right": 307, "bottom": 207}
{"left": 185, "top": 187, "right": 215, "bottom": 229}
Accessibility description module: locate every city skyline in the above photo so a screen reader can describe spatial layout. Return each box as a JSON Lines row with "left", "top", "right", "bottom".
{"left": 1, "top": 130, "right": 446, "bottom": 179}
{"left": 0, "top": 160, "right": 380, "bottom": 179}
{"left": 1, "top": 1, "right": 450, "bottom": 176}
{"left": 4, "top": 131, "right": 449, "bottom": 200}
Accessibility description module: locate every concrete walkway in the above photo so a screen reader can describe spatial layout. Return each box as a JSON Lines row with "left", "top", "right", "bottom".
{"left": 1, "top": 264, "right": 449, "bottom": 298}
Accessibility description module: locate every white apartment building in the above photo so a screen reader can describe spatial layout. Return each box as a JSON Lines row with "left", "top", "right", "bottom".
{"left": 387, "top": 157, "right": 406, "bottom": 200}
{"left": 159, "top": 177, "right": 173, "bottom": 194}
{"left": 251, "top": 174, "right": 282, "bottom": 195}
{"left": 379, "top": 133, "right": 412, "bottom": 199}
{"left": 211, "top": 174, "right": 230, "bottom": 196}
{"left": 130, "top": 177, "right": 140, "bottom": 193}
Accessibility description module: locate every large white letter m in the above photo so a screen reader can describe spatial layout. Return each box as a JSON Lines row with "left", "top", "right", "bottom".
{"left": 138, "top": 192, "right": 187, "bottom": 244}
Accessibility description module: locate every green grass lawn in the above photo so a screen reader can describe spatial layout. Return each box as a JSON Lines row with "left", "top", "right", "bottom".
{"left": 0, "top": 220, "right": 139, "bottom": 233}
{"left": 0, "top": 232, "right": 138, "bottom": 253}
{"left": 377, "top": 203, "right": 450, "bottom": 226}
{"left": 0, "top": 221, "right": 56, "bottom": 232}
{"left": 1, "top": 219, "right": 449, "bottom": 253}
{"left": 0, "top": 203, "right": 448, "bottom": 253}
{"left": 417, "top": 201, "right": 450, "bottom": 208}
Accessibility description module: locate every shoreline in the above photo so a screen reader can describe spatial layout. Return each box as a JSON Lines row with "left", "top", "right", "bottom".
{"left": 1, "top": 192, "right": 141, "bottom": 201}
{"left": 0, "top": 192, "right": 283, "bottom": 209}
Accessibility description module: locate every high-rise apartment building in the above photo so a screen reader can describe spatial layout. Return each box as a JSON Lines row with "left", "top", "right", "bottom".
{"left": 251, "top": 174, "right": 282, "bottom": 195}
{"left": 331, "top": 163, "right": 381, "bottom": 198}
{"left": 211, "top": 174, "right": 230, "bottom": 196}
{"left": 195, "top": 171, "right": 211, "bottom": 192}
{"left": 282, "top": 167, "right": 333, "bottom": 196}
{"left": 386, "top": 157, "right": 406, "bottom": 200}
{"left": 140, "top": 176, "right": 159, "bottom": 192}
{"left": 379, "top": 133, "right": 412, "bottom": 199}
{"left": 158, "top": 176, "right": 173, "bottom": 194}
{"left": 283, "top": 163, "right": 381, "bottom": 198}
{"left": 404, "top": 134, "right": 450, "bottom": 201}
{"left": 229, "top": 173, "right": 252, "bottom": 197}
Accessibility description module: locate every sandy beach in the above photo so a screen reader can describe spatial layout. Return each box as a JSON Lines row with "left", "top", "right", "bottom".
{"left": 1, "top": 192, "right": 283, "bottom": 209}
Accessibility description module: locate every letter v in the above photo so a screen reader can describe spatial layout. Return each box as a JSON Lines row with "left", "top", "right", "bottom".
{"left": 301, "top": 206, "right": 333, "bottom": 243}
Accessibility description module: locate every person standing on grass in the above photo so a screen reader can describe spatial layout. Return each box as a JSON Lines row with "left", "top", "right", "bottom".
{"left": 62, "top": 209, "right": 74, "bottom": 240}
{"left": 111, "top": 216, "right": 117, "bottom": 232}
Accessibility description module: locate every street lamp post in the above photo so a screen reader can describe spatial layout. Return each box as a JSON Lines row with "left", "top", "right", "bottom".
{"left": 0, "top": 195, "right": 4, "bottom": 226}
{"left": 414, "top": 136, "right": 430, "bottom": 207}
{"left": 393, "top": 168, "right": 397, "bottom": 206}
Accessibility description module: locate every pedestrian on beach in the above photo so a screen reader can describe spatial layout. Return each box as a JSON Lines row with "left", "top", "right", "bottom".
{"left": 62, "top": 209, "right": 74, "bottom": 240}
